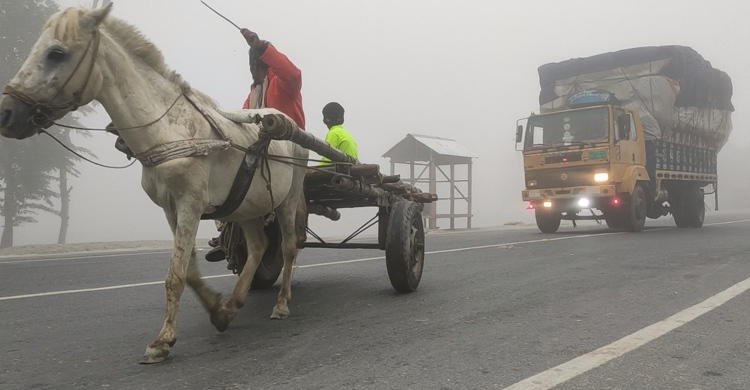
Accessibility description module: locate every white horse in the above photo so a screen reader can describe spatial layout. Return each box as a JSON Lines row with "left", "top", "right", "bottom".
{"left": 0, "top": 4, "right": 308, "bottom": 363}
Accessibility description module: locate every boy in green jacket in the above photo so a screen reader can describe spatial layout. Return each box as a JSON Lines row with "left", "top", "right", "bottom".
{"left": 320, "top": 102, "right": 358, "bottom": 164}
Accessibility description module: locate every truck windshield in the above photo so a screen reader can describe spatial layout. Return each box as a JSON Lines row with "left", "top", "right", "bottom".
{"left": 524, "top": 107, "right": 609, "bottom": 150}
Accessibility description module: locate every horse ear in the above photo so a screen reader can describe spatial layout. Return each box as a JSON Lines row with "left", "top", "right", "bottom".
{"left": 81, "top": 2, "right": 113, "bottom": 30}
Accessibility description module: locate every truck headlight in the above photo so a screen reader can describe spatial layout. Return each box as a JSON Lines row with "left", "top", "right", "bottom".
{"left": 594, "top": 173, "right": 609, "bottom": 182}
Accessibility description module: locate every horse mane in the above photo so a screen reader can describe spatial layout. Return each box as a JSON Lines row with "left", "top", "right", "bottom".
{"left": 45, "top": 7, "right": 197, "bottom": 92}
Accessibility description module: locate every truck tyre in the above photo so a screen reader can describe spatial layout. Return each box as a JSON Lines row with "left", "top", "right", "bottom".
{"left": 685, "top": 188, "right": 705, "bottom": 228}
{"left": 622, "top": 185, "right": 647, "bottom": 232}
{"left": 671, "top": 190, "right": 700, "bottom": 228}
{"left": 671, "top": 196, "right": 690, "bottom": 228}
{"left": 535, "top": 208, "right": 561, "bottom": 233}
{"left": 605, "top": 212, "right": 622, "bottom": 229}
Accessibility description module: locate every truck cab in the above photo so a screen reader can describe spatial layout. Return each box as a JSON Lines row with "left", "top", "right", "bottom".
{"left": 517, "top": 93, "right": 715, "bottom": 233}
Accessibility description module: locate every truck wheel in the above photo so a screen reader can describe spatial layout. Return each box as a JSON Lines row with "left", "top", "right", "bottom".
{"left": 535, "top": 208, "right": 561, "bottom": 233}
{"left": 670, "top": 191, "right": 691, "bottom": 228}
{"left": 605, "top": 212, "right": 622, "bottom": 229}
{"left": 685, "top": 189, "right": 705, "bottom": 228}
{"left": 622, "top": 185, "right": 647, "bottom": 232}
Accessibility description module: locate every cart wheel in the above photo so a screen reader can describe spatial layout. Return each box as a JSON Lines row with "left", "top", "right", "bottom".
{"left": 249, "top": 220, "right": 284, "bottom": 289}
{"left": 385, "top": 201, "right": 425, "bottom": 293}
{"left": 220, "top": 221, "right": 283, "bottom": 289}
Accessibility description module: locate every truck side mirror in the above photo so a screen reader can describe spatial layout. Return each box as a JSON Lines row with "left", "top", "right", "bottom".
{"left": 516, "top": 125, "right": 524, "bottom": 143}
{"left": 617, "top": 114, "right": 631, "bottom": 139}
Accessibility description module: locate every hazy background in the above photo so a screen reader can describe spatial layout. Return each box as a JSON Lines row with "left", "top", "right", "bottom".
{"left": 9, "top": 0, "right": 750, "bottom": 245}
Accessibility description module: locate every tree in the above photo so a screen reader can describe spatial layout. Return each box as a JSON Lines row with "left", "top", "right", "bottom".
{"left": 0, "top": 137, "right": 61, "bottom": 248}
{"left": 51, "top": 112, "right": 95, "bottom": 244}
{"left": 0, "top": 0, "right": 62, "bottom": 247}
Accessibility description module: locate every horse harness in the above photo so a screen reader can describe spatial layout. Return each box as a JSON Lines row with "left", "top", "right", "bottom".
{"left": 110, "top": 90, "right": 276, "bottom": 221}
{"left": 2, "top": 27, "right": 276, "bottom": 222}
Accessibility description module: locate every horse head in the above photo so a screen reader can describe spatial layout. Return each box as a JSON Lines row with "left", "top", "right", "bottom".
{"left": 0, "top": 4, "right": 112, "bottom": 139}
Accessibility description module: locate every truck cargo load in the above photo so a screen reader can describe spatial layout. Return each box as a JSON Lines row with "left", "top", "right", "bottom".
{"left": 537, "top": 46, "right": 734, "bottom": 151}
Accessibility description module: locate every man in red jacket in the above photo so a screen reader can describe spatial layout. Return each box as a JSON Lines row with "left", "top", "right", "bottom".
{"left": 241, "top": 28, "right": 305, "bottom": 129}
{"left": 207, "top": 28, "right": 306, "bottom": 261}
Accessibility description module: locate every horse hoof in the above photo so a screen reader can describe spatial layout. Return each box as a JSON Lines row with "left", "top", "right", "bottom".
{"left": 210, "top": 307, "right": 234, "bottom": 332}
{"left": 270, "top": 306, "right": 289, "bottom": 320}
{"left": 139, "top": 344, "right": 170, "bottom": 364}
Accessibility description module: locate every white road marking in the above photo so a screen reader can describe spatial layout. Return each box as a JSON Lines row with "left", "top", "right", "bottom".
{"left": 0, "top": 218, "right": 747, "bottom": 303}
{"left": 501, "top": 276, "right": 750, "bottom": 390}
{"left": 0, "top": 232, "right": 621, "bottom": 301}
{"left": 0, "top": 247, "right": 212, "bottom": 265}
{"left": 0, "top": 274, "right": 229, "bottom": 301}
{"left": 0, "top": 250, "right": 172, "bottom": 265}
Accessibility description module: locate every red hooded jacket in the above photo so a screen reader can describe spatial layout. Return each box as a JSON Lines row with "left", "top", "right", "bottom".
{"left": 243, "top": 44, "right": 306, "bottom": 130}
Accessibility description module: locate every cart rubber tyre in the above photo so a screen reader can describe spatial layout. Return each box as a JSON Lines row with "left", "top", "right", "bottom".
{"left": 535, "top": 208, "right": 561, "bottom": 233}
{"left": 623, "top": 185, "right": 647, "bottom": 232}
{"left": 385, "top": 201, "right": 425, "bottom": 293}
{"left": 231, "top": 220, "right": 284, "bottom": 290}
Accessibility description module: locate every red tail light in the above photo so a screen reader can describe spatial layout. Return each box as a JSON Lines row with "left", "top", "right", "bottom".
{"left": 527, "top": 202, "right": 535, "bottom": 210}
{"left": 611, "top": 197, "right": 621, "bottom": 207}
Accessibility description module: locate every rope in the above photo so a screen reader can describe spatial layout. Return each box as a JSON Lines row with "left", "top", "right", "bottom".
{"left": 52, "top": 92, "right": 184, "bottom": 132}
{"left": 40, "top": 130, "right": 137, "bottom": 169}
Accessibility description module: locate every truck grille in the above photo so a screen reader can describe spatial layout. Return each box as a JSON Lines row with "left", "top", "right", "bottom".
{"left": 526, "top": 166, "right": 604, "bottom": 189}
{"left": 544, "top": 152, "right": 582, "bottom": 164}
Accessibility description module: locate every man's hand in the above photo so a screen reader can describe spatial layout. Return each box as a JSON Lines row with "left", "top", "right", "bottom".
{"left": 241, "top": 28, "right": 262, "bottom": 48}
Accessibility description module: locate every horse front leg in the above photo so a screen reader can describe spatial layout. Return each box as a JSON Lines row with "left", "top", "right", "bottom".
{"left": 163, "top": 209, "right": 223, "bottom": 318}
{"left": 139, "top": 203, "right": 202, "bottom": 364}
{"left": 210, "top": 218, "right": 268, "bottom": 332}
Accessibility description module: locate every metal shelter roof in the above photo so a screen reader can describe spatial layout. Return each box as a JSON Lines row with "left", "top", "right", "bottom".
{"left": 382, "top": 134, "right": 477, "bottom": 164}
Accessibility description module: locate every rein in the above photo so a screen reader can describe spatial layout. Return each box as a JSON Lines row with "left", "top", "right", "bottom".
{"left": 40, "top": 129, "right": 137, "bottom": 169}
{"left": 52, "top": 91, "right": 185, "bottom": 132}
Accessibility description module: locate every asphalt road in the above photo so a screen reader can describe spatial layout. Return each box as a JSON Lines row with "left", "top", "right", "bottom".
{"left": 2, "top": 211, "right": 750, "bottom": 390}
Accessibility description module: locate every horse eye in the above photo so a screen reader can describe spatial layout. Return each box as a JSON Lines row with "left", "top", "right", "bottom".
{"left": 47, "top": 48, "right": 67, "bottom": 62}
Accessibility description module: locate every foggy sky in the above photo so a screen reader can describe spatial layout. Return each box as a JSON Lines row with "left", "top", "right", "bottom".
{"left": 10, "top": 0, "right": 750, "bottom": 245}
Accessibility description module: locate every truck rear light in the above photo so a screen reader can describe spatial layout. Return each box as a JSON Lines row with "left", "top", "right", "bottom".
{"left": 543, "top": 201, "right": 553, "bottom": 208}
{"left": 527, "top": 202, "right": 535, "bottom": 210}
{"left": 611, "top": 197, "right": 621, "bottom": 207}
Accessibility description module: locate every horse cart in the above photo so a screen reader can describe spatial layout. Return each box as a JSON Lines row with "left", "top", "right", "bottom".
{"left": 209, "top": 114, "right": 438, "bottom": 293}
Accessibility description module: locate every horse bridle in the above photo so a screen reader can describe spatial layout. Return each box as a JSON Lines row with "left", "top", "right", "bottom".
{"left": 2, "top": 29, "right": 101, "bottom": 130}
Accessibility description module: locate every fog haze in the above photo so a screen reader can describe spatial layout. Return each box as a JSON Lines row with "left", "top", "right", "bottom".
{"left": 9, "top": 0, "right": 750, "bottom": 245}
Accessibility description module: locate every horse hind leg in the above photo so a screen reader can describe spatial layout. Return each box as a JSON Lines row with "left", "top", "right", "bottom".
{"left": 295, "top": 191, "right": 308, "bottom": 249}
{"left": 210, "top": 218, "right": 268, "bottom": 332}
{"left": 271, "top": 200, "right": 302, "bottom": 320}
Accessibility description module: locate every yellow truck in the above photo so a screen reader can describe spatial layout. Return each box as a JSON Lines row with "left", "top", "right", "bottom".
{"left": 516, "top": 46, "right": 733, "bottom": 233}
